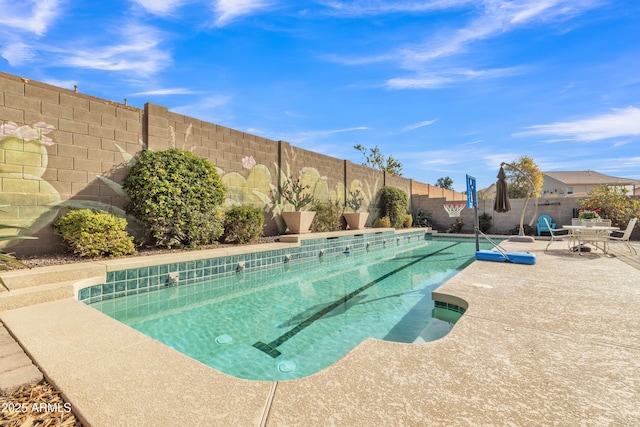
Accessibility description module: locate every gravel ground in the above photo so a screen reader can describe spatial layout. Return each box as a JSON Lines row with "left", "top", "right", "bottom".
{"left": 0, "top": 380, "right": 82, "bottom": 426}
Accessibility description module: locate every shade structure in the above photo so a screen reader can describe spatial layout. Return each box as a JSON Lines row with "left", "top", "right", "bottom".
{"left": 494, "top": 166, "right": 511, "bottom": 213}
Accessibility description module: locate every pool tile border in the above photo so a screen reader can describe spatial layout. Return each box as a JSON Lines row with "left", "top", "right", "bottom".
{"left": 79, "top": 229, "right": 432, "bottom": 304}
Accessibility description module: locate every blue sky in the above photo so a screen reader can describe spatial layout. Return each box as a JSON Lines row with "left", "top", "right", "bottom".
{"left": 2, "top": 1, "right": 639, "bottom": 191}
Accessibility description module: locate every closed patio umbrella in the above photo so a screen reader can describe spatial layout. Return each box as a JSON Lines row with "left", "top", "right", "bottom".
{"left": 494, "top": 165, "right": 511, "bottom": 213}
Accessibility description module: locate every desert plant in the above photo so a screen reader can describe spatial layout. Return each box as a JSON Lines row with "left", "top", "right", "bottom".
{"left": 448, "top": 218, "right": 464, "bottom": 233}
{"left": 123, "top": 149, "right": 226, "bottom": 248}
{"left": 222, "top": 206, "right": 264, "bottom": 244}
{"left": 403, "top": 213, "right": 413, "bottom": 228}
{"left": 346, "top": 189, "right": 364, "bottom": 212}
{"left": 311, "top": 201, "right": 342, "bottom": 232}
{"left": 53, "top": 209, "right": 136, "bottom": 257}
{"left": 375, "top": 216, "right": 391, "bottom": 228}
{"left": 479, "top": 213, "right": 492, "bottom": 233}
{"left": 509, "top": 223, "right": 533, "bottom": 235}
{"left": 280, "top": 176, "right": 315, "bottom": 211}
{"left": 379, "top": 186, "right": 409, "bottom": 228}
{"left": 412, "top": 209, "right": 432, "bottom": 228}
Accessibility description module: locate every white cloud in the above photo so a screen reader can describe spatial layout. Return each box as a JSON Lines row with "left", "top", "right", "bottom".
{"left": 41, "top": 77, "right": 77, "bottom": 90}
{"left": 60, "top": 24, "right": 170, "bottom": 75}
{"left": 0, "top": 0, "right": 60, "bottom": 36}
{"left": 322, "top": 0, "right": 473, "bottom": 16}
{"left": 386, "top": 66, "right": 526, "bottom": 89}
{"left": 171, "top": 95, "right": 232, "bottom": 117}
{"left": 132, "top": 88, "right": 196, "bottom": 96}
{"left": 514, "top": 106, "right": 640, "bottom": 142}
{"left": 214, "top": 0, "right": 273, "bottom": 26}
{"left": 400, "top": 0, "right": 600, "bottom": 68}
{"left": 131, "top": 0, "right": 186, "bottom": 15}
{"left": 402, "top": 119, "right": 437, "bottom": 132}
{"left": 1, "top": 42, "right": 34, "bottom": 66}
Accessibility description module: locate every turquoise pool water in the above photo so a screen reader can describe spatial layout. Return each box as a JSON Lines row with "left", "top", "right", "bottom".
{"left": 91, "top": 237, "right": 487, "bottom": 380}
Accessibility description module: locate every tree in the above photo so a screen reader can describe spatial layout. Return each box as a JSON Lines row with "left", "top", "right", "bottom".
{"left": 436, "top": 176, "right": 453, "bottom": 190}
{"left": 354, "top": 144, "right": 403, "bottom": 176}
{"left": 578, "top": 185, "right": 640, "bottom": 227}
{"left": 503, "top": 155, "right": 543, "bottom": 199}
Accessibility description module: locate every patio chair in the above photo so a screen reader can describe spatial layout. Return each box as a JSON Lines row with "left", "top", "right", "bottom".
{"left": 609, "top": 218, "right": 637, "bottom": 255}
{"left": 537, "top": 215, "right": 555, "bottom": 236}
{"left": 543, "top": 217, "right": 569, "bottom": 251}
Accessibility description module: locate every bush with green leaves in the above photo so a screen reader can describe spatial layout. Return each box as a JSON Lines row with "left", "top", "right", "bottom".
{"left": 53, "top": 209, "right": 136, "bottom": 257}
{"left": 578, "top": 185, "right": 640, "bottom": 228}
{"left": 379, "top": 186, "right": 409, "bottom": 228}
{"left": 123, "top": 149, "right": 226, "bottom": 248}
{"left": 412, "top": 209, "right": 432, "bottom": 228}
{"left": 375, "top": 216, "right": 391, "bottom": 228}
{"left": 310, "top": 201, "right": 342, "bottom": 232}
{"left": 222, "top": 206, "right": 264, "bottom": 244}
{"left": 403, "top": 213, "right": 413, "bottom": 228}
{"left": 479, "top": 213, "right": 492, "bottom": 233}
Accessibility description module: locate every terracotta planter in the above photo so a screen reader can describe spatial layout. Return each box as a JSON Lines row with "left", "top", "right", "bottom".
{"left": 343, "top": 212, "right": 369, "bottom": 230}
{"left": 282, "top": 211, "right": 316, "bottom": 234}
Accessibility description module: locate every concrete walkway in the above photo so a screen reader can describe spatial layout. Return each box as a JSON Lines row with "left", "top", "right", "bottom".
{"left": 0, "top": 239, "right": 639, "bottom": 425}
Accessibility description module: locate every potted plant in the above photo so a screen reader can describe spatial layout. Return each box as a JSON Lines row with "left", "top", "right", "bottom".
{"left": 280, "top": 176, "right": 316, "bottom": 234}
{"left": 343, "top": 189, "right": 369, "bottom": 230}
{"left": 578, "top": 209, "right": 600, "bottom": 227}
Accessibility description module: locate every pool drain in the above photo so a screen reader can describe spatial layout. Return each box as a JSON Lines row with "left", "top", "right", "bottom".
{"left": 215, "top": 334, "right": 233, "bottom": 344}
{"left": 278, "top": 360, "right": 296, "bottom": 373}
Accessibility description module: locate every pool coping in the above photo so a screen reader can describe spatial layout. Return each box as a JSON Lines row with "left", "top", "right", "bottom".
{"left": 2, "top": 236, "right": 640, "bottom": 425}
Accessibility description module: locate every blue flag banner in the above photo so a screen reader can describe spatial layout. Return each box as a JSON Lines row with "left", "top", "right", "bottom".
{"left": 466, "top": 174, "right": 477, "bottom": 209}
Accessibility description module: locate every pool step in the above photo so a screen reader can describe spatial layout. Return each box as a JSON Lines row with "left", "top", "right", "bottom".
{"left": 0, "top": 263, "right": 105, "bottom": 291}
{"left": 0, "top": 280, "right": 76, "bottom": 312}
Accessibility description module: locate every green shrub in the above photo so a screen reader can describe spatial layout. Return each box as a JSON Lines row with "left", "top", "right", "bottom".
{"left": 379, "top": 186, "right": 409, "bottom": 228}
{"left": 578, "top": 185, "right": 640, "bottom": 227}
{"left": 123, "top": 149, "right": 226, "bottom": 248}
{"left": 412, "top": 209, "right": 432, "bottom": 228}
{"left": 375, "top": 216, "right": 391, "bottom": 228}
{"left": 479, "top": 213, "right": 492, "bottom": 233}
{"left": 403, "top": 213, "right": 413, "bottom": 228}
{"left": 311, "top": 201, "right": 342, "bottom": 232}
{"left": 54, "top": 209, "right": 136, "bottom": 257}
{"left": 223, "top": 206, "right": 264, "bottom": 244}
{"left": 448, "top": 218, "right": 464, "bottom": 233}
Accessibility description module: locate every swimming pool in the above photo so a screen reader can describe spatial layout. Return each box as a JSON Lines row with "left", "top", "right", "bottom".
{"left": 90, "top": 236, "right": 488, "bottom": 380}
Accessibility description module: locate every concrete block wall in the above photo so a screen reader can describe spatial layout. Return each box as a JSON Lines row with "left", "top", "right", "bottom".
{"left": 0, "top": 72, "right": 144, "bottom": 255}
{"left": 413, "top": 195, "right": 581, "bottom": 235}
{"left": 4, "top": 71, "right": 453, "bottom": 255}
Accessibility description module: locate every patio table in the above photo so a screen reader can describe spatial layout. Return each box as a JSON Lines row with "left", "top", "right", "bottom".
{"left": 561, "top": 225, "right": 619, "bottom": 254}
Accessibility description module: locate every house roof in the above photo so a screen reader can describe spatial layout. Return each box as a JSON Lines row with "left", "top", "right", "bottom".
{"left": 543, "top": 171, "right": 640, "bottom": 186}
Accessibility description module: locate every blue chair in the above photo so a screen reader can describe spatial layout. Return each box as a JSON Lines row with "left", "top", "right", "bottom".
{"left": 537, "top": 215, "right": 555, "bottom": 236}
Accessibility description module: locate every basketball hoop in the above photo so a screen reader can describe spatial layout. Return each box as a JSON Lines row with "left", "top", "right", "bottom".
{"left": 444, "top": 203, "right": 465, "bottom": 218}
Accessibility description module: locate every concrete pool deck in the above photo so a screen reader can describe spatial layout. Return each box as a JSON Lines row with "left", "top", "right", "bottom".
{"left": 1, "top": 237, "right": 639, "bottom": 425}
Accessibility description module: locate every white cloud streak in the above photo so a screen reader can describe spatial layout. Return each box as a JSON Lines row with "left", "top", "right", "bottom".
{"left": 322, "top": 0, "right": 473, "bottom": 16}
{"left": 0, "top": 0, "right": 60, "bottom": 36}
{"left": 214, "top": 0, "right": 273, "bottom": 26}
{"left": 514, "top": 106, "right": 640, "bottom": 142}
{"left": 59, "top": 24, "right": 170, "bottom": 75}
{"left": 132, "top": 88, "right": 196, "bottom": 96}
{"left": 131, "top": 0, "right": 186, "bottom": 15}
{"left": 1, "top": 42, "right": 34, "bottom": 66}
{"left": 402, "top": 119, "right": 437, "bottom": 132}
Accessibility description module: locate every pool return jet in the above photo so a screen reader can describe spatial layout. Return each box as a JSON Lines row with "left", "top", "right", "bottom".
{"left": 462, "top": 173, "right": 536, "bottom": 265}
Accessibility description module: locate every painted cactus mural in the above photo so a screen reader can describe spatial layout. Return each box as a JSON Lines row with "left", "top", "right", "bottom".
{"left": 0, "top": 122, "right": 61, "bottom": 246}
